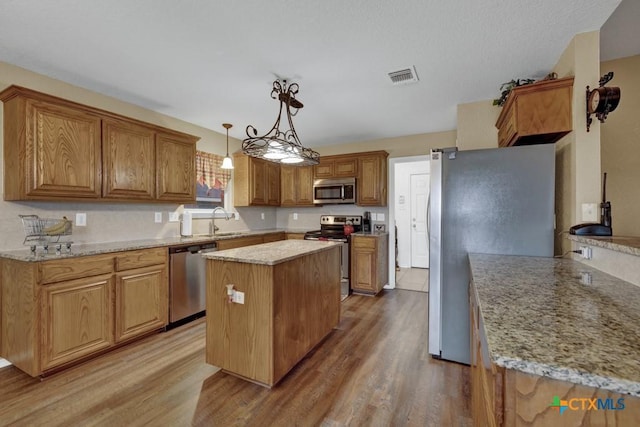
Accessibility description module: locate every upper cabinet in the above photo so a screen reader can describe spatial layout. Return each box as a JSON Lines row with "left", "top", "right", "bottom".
{"left": 3, "top": 94, "right": 103, "bottom": 200}
{"left": 233, "top": 153, "right": 280, "bottom": 207}
{"left": 314, "top": 155, "right": 357, "bottom": 179}
{"left": 495, "top": 77, "right": 574, "bottom": 147}
{"left": 281, "top": 165, "right": 315, "bottom": 207}
{"left": 357, "top": 151, "right": 388, "bottom": 206}
{"left": 155, "top": 132, "right": 197, "bottom": 202}
{"left": 0, "top": 86, "right": 199, "bottom": 203}
{"left": 102, "top": 118, "right": 155, "bottom": 200}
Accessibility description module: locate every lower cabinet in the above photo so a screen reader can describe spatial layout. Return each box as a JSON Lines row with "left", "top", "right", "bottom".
{"left": 115, "top": 265, "right": 167, "bottom": 343}
{"left": 216, "top": 232, "right": 285, "bottom": 250}
{"left": 351, "top": 234, "right": 388, "bottom": 295}
{"left": 0, "top": 247, "right": 168, "bottom": 376}
{"left": 41, "top": 274, "right": 114, "bottom": 371}
{"left": 469, "top": 279, "right": 640, "bottom": 426}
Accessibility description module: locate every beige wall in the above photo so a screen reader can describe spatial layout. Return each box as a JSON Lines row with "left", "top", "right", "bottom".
{"left": 552, "top": 31, "right": 602, "bottom": 254}
{"left": 316, "top": 130, "right": 457, "bottom": 157}
{"left": 0, "top": 61, "right": 262, "bottom": 252}
{"left": 600, "top": 54, "right": 640, "bottom": 236}
{"left": 456, "top": 100, "right": 500, "bottom": 150}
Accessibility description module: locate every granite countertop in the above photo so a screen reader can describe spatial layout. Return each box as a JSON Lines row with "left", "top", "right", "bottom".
{"left": 0, "top": 229, "right": 301, "bottom": 262}
{"left": 469, "top": 253, "right": 640, "bottom": 397}
{"left": 568, "top": 234, "right": 640, "bottom": 257}
{"left": 202, "top": 240, "right": 341, "bottom": 266}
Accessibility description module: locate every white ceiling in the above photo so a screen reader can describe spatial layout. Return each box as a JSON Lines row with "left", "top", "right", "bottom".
{"left": 0, "top": 0, "right": 628, "bottom": 148}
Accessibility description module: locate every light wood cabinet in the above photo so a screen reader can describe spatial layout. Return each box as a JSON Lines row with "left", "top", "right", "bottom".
{"left": 267, "top": 162, "right": 281, "bottom": 206}
{"left": 314, "top": 155, "right": 357, "bottom": 179}
{"left": 216, "top": 233, "right": 285, "bottom": 250}
{"left": 351, "top": 233, "right": 388, "bottom": 295}
{"left": 495, "top": 77, "right": 574, "bottom": 147}
{"left": 357, "top": 151, "right": 388, "bottom": 206}
{"left": 0, "top": 247, "right": 168, "bottom": 376}
{"left": 156, "top": 132, "right": 197, "bottom": 202}
{"left": 102, "top": 118, "right": 155, "bottom": 200}
{"left": 281, "top": 165, "right": 315, "bottom": 206}
{"left": 115, "top": 265, "right": 167, "bottom": 343}
{"left": 469, "top": 278, "right": 640, "bottom": 426}
{"left": 233, "top": 153, "right": 281, "bottom": 206}
{"left": 1, "top": 92, "right": 102, "bottom": 200}
{"left": 207, "top": 244, "right": 341, "bottom": 387}
{"left": 0, "top": 85, "right": 198, "bottom": 203}
{"left": 41, "top": 274, "right": 114, "bottom": 370}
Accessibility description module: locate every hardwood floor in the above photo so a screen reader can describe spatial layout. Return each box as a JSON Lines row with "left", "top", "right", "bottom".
{"left": 0, "top": 289, "right": 471, "bottom": 426}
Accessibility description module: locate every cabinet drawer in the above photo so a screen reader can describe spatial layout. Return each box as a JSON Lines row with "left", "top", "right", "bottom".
{"left": 39, "top": 255, "right": 114, "bottom": 285}
{"left": 352, "top": 236, "right": 376, "bottom": 250}
{"left": 115, "top": 247, "right": 167, "bottom": 271}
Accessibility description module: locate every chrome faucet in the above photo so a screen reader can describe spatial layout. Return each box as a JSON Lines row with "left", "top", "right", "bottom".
{"left": 210, "top": 207, "right": 231, "bottom": 235}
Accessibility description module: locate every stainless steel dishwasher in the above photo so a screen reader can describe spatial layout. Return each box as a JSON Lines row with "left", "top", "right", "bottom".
{"left": 168, "top": 242, "right": 217, "bottom": 325}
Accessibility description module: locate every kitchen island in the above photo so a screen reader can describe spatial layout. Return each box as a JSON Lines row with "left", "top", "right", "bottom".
{"left": 468, "top": 253, "right": 640, "bottom": 426}
{"left": 203, "top": 240, "right": 341, "bottom": 387}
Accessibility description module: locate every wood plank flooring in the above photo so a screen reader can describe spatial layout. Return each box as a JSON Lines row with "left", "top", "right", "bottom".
{"left": 0, "top": 289, "right": 471, "bottom": 426}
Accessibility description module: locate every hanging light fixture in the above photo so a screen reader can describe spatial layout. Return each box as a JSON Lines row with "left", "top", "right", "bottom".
{"left": 220, "top": 123, "right": 234, "bottom": 169}
{"left": 242, "top": 79, "right": 320, "bottom": 166}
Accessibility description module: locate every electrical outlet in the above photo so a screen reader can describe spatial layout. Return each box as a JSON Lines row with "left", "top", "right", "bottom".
{"left": 234, "top": 291, "right": 245, "bottom": 304}
{"left": 168, "top": 212, "right": 179, "bottom": 222}
{"left": 371, "top": 213, "right": 377, "bottom": 221}
{"left": 580, "top": 246, "right": 592, "bottom": 260}
{"left": 374, "top": 224, "right": 386, "bottom": 232}
{"left": 75, "top": 213, "right": 87, "bottom": 227}
{"left": 293, "top": 213, "right": 298, "bottom": 220}
{"left": 154, "top": 212, "right": 162, "bottom": 223}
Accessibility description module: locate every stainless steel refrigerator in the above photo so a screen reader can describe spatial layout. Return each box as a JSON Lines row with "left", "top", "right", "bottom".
{"left": 428, "top": 144, "right": 555, "bottom": 364}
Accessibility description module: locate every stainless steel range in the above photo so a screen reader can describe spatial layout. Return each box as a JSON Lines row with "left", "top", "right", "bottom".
{"left": 304, "top": 215, "right": 362, "bottom": 299}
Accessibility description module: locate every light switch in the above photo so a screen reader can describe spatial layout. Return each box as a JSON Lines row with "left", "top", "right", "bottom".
{"left": 261, "top": 212, "right": 265, "bottom": 220}
{"left": 293, "top": 213, "right": 298, "bottom": 220}
{"left": 371, "top": 213, "right": 377, "bottom": 221}
{"left": 154, "top": 212, "right": 162, "bottom": 223}
{"left": 377, "top": 213, "right": 385, "bottom": 221}
{"left": 168, "top": 212, "right": 179, "bottom": 222}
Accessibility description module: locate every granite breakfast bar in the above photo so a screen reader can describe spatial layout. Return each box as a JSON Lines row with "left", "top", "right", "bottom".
{"left": 468, "top": 253, "right": 640, "bottom": 426}
{"left": 203, "top": 240, "right": 341, "bottom": 387}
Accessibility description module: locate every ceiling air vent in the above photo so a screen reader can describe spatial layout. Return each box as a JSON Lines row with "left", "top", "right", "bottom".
{"left": 388, "top": 66, "right": 419, "bottom": 85}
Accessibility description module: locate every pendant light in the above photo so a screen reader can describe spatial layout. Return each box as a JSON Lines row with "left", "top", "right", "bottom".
{"left": 221, "top": 123, "right": 234, "bottom": 169}
{"left": 242, "top": 79, "right": 319, "bottom": 166}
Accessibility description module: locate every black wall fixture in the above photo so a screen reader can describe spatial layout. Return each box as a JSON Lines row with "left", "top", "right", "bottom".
{"left": 586, "top": 72, "right": 621, "bottom": 132}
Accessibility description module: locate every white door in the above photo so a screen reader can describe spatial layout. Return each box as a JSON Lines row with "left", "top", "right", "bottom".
{"left": 411, "top": 173, "right": 429, "bottom": 268}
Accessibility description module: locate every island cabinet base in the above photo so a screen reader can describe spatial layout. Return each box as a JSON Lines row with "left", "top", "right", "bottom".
{"left": 205, "top": 246, "right": 341, "bottom": 387}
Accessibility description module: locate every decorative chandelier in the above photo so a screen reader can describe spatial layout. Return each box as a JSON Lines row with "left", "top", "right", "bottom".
{"left": 242, "top": 79, "right": 320, "bottom": 166}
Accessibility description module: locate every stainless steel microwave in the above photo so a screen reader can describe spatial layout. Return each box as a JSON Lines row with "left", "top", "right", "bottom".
{"left": 313, "top": 178, "right": 356, "bottom": 204}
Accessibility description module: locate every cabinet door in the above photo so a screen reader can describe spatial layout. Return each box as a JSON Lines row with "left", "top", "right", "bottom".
{"left": 351, "top": 236, "right": 377, "bottom": 293}
{"left": 156, "top": 132, "right": 196, "bottom": 202}
{"left": 102, "top": 118, "right": 155, "bottom": 200}
{"left": 267, "top": 162, "right": 281, "bottom": 206}
{"left": 314, "top": 159, "right": 334, "bottom": 178}
{"left": 249, "top": 158, "right": 268, "bottom": 205}
{"left": 280, "top": 165, "right": 297, "bottom": 206}
{"left": 281, "top": 165, "right": 314, "bottom": 206}
{"left": 24, "top": 98, "right": 102, "bottom": 199}
{"left": 296, "top": 166, "right": 315, "bottom": 205}
{"left": 351, "top": 247, "right": 376, "bottom": 293}
{"left": 334, "top": 157, "right": 357, "bottom": 177}
{"left": 41, "top": 274, "right": 114, "bottom": 370}
{"left": 115, "top": 265, "right": 168, "bottom": 343}
{"left": 358, "top": 154, "right": 387, "bottom": 206}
